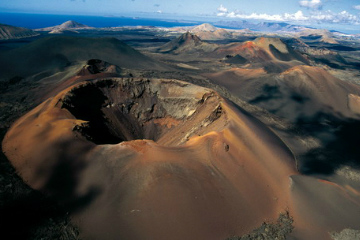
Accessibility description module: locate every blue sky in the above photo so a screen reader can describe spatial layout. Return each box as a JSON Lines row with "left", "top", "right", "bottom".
{"left": 1, "top": 0, "right": 360, "bottom": 27}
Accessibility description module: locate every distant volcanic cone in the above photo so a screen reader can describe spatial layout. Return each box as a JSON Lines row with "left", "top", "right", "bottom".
{"left": 36, "top": 20, "right": 93, "bottom": 32}
{"left": 158, "top": 32, "right": 217, "bottom": 54}
{"left": 77, "top": 59, "right": 121, "bottom": 76}
{"left": 3, "top": 78, "right": 298, "bottom": 239}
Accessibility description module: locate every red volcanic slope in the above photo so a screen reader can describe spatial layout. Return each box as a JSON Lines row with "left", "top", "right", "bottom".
{"left": 213, "top": 37, "right": 309, "bottom": 73}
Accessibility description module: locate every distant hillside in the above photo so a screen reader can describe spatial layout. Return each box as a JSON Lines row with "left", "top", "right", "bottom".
{"left": 297, "top": 29, "right": 338, "bottom": 44}
{"left": 0, "top": 24, "right": 39, "bottom": 40}
{"left": 0, "top": 36, "right": 166, "bottom": 81}
{"left": 37, "top": 20, "right": 94, "bottom": 32}
{"left": 205, "top": 65, "right": 360, "bottom": 121}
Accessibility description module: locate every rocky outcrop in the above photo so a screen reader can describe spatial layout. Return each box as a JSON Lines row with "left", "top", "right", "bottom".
{"left": 77, "top": 59, "right": 121, "bottom": 76}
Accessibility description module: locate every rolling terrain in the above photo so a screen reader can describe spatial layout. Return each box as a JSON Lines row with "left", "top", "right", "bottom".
{"left": 205, "top": 65, "right": 360, "bottom": 121}
{"left": 0, "top": 35, "right": 166, "bottom": 82}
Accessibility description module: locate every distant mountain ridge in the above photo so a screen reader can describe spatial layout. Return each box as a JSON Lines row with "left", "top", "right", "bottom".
{"left": 0, "top": 24, "right": 39, "bottom": 40}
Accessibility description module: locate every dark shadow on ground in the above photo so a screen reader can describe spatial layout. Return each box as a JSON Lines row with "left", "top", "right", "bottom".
{"left": 296, "top": 113, "right": 360, "bottom": 175}
{"left": 0, "top": 128, "right": 80, "bottom": 239}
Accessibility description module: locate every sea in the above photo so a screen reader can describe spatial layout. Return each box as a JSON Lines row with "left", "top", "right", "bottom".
{"left": 0, "top": 12, "right": 202, "bottom": 29}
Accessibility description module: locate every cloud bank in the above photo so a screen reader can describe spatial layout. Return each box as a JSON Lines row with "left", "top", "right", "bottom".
{"left": 216, "top": 5, "right": 360, "bottom": 25}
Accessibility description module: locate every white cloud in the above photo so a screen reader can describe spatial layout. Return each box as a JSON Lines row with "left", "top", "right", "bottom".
{"left": 309, "top": 10, "right": 359, "bottom": 24}
{"left": 299, "top": 0, "right": 322, "bottom": 10}
{"left": 217, "top": 4, "right": 228, "bottom": 13}
{"left": 223, "top": 12, "right": 283, "bottom": 21}
{"left": 354, "top": 5, "right": 360, "bottom": 10}
{"left": 284, "top": 11, "right": 308, "bottom": 21}
{"left": 216, "top": 8, "right": 360, "bottom": 25}
{"left": 217, "top": 10, "right": 305, "bottom": 22}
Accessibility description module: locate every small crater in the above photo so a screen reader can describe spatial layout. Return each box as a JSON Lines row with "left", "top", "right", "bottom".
{"left": 224, "top": 143, "right": 230, "bottom": 152}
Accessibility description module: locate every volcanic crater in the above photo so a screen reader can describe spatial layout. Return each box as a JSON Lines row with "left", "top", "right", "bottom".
{"left": 61, "top": 78, "right": 225, "bottom": 146}
{"left": 3, "top": 77, "right": 297, "bottom": 240}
